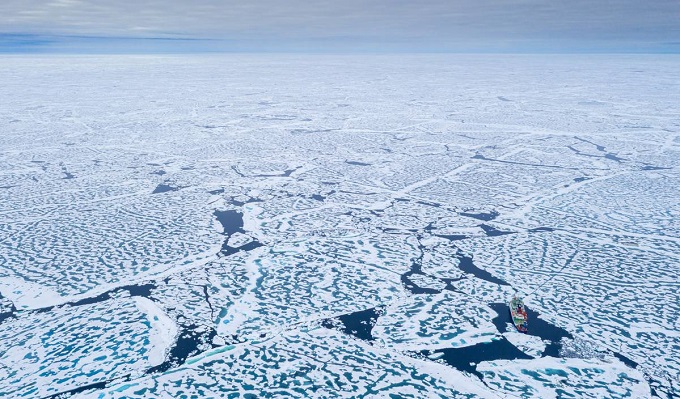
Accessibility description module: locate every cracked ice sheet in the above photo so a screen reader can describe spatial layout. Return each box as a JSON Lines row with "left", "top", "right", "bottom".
{"left": 455, "top": 231, "right": 680, "bottom": 388}
{"left": 419, "top": 240, "right": 465, "bottom": 280}
{"left": 1, "top": 54, "right": 679, "bottom": 398}
{"left": 74, "top": 327, "right": 496, "bottom": 399}
{"left": 147, "top": 252, "right": 251, "bottom": 329}
{"left": 0, "top": 184, "right": 223, "bottom": 309}
{"left": 452, "top": 275, "right": 516, "bottom": 304}
{"left": 500, "top": 171, "right": 680, "bottom": 239}
{"left": 373, "top": 292, "right": 499, "bottom": 350}
{"left": 0, "top": 296, "right": 157, "bottom": 398}
{"left": 477, "top": 357, "right": 650, "bottom": 399}
{"left": 218, "top": 247, "right": 407, "bottom": 339}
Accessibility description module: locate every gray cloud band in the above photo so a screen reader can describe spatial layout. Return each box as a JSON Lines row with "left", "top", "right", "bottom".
{"left": 1, "top": 0, "right": 678, "bottom": 51}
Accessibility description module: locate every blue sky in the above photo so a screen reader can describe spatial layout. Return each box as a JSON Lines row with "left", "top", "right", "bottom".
{"left": 1, "top": 0, "right": 679, "bottom": 53}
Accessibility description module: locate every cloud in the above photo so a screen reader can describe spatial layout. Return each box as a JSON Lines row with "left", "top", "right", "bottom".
{"left": 0, "top": 0, "right": 678, "bottom": 52}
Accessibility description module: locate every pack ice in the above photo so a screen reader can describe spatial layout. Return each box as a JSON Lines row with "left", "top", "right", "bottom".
{"left": 0, "top": 54, "right": 678, "bottom": 398}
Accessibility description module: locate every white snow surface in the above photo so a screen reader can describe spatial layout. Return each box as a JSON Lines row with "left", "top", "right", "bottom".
{"left": 477, "top": 357, "right": 651, "bottom": 399}
{"left": 0, "top": 54, "right": 678, "bottom": 398}
{"left": 0, "top": 276, "right": 63, "bottom": 309}
{"left": 133, "top": 296, "right": 178, "bottom": 366}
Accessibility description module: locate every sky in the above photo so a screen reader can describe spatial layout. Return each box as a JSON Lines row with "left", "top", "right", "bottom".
{"left": 1, "top": 0, "right": 679, "bottom": 53}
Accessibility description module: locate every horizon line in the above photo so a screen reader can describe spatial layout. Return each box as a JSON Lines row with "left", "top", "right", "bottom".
{"left": 1, "top": 32, "right": 679, "bottom": 55}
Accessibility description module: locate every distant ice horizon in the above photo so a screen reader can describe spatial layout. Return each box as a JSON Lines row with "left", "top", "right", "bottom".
{"left": 2, "top": 33, "right": 679, "bottom": 54}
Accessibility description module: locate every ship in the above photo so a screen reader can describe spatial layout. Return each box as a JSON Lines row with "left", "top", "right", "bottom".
{"left": 509, "top": 296, "right": 528, "bottom": 333}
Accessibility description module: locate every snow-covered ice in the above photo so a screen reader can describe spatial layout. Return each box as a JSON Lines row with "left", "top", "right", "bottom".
{"left": 0, "top": 54, "right": 678, "bottom": 398}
